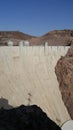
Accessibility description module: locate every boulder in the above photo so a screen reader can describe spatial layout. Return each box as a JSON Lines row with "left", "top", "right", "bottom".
{"left": 55, "top": 44, "right": 73, "bottom": 119}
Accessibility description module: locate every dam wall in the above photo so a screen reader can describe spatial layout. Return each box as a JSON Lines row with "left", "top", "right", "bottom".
{"left": 0, "top": 46, "right": 70, "bottom": 125}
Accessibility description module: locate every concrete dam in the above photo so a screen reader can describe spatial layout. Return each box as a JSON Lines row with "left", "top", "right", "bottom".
{"left": 0, "top": 46, "right": 71, "bottom": 126}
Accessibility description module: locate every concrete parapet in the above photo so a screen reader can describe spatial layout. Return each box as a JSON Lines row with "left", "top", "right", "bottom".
{"left": 18, "top": 46, "right": 70, "bottom": 56}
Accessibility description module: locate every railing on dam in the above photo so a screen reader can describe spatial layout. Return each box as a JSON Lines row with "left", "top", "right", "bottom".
{"left": 0, "top": 46, "right": 70, "bottom": 57}
{"left": 19, "top": 46, "right": 70, "bottom": 56}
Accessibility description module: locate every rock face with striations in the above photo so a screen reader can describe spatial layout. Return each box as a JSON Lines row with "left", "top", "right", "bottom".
{"left": 0, "top": 105, "right": 61, "bottom": 130}
{"left": 55, "top": 44, "right": 73, "bottom": 119}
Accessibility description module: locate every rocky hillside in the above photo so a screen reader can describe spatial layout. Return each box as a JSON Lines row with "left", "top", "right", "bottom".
{"left": 0, "top": 30, "right": 73, "bottom": 46}
{"left": 55, "top": 42, "right": 73, "bottom": 119}
{"left": 0, "top": 31, "right": 34, "bottom": 46}
{"left": 29, "top": 30, "right": 73, "bottom": 46}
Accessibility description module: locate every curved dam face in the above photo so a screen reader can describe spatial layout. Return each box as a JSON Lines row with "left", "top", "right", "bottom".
{"left": 0, "top": 46, "right": 70, "bottom": 125}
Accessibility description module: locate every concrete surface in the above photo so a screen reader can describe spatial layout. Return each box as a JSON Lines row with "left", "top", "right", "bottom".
{"left": 0, "top": 46, "right": 70, "bottom": 126}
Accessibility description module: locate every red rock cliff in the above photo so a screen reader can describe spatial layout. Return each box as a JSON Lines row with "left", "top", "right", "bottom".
{"left": 55, "top": 43, "right": 73, "bottom": 119}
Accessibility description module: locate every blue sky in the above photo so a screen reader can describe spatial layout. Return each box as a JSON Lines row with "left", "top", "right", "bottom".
{"left": 0, "top": 0, "right": 73, "bottom": 36}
